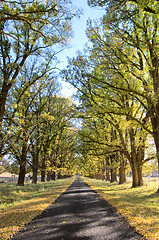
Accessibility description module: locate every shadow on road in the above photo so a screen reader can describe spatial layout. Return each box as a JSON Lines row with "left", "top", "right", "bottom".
{"left": 12, "top": 177, "right": 143, "bottom": 240}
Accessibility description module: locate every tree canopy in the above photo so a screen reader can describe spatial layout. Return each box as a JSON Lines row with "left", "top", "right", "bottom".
{"left": 0, "top": 0, "right": 158, "bottom": 189}
{"left": 62, "top": 0, "right": 159, "bottom": 188}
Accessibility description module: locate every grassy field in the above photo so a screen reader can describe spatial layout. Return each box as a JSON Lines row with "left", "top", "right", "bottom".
{"left": 83, "top": 177, "right": 159, "bottom": 240}
{"left": 0, "top": 177, "right": 75, "bottom": 240}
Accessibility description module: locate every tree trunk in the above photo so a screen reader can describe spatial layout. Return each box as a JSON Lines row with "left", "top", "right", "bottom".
{"left": 119, "top": 159, "right": 126, "bottom": 184}
{"left": 110, "top": 168, "right": 117, "bottom": 182}
{"left": 105, "top": 156, "right": 110, "bottom": 181}
{"left": 105, "top": 169, "right": 110, "bottom": 181}
{"left": 47, "top": 172, "right": 51, "bottom": 181}
{"left": 0, "top": 84, "right": 12, "bottom": 154}
{"left": 102, "top": 174, "right": 105, "bottom": 181}
{"left": 32, "top": 148, "right": 39, "bottom": 184}
{"left": 148, "top": 94, "right": 159, "bottom": 191}
{"left": 131, "top": 164, "right": 140, "bottom": 187}
{"left": 152, "top": 127, "right": 159, "bottom": 192}
{"left": 17, "top": 138, "right": 27, "bottom": 186}
{"left": 51, "top": 171, "right": 56, "bottom": 181}
{"left": 137, "top": 165, "right": 144, "bottom": 186}
{"left": 0, "top": 84, "right": 11, "bottom": 126}
{"left": 155, "top": 144, "right": 159, "bottom": 192}
{"left": 129, "top": 127, "right": 142, "bottom": 187}
{"left": 41, "top": 156, "right": 46, "bottom": 182}
{"left": 148, "top": 47, "right": 159, "bottom": 190}
{"left": 17, "top": 152, "right": 26, "bottom": 186}
{"left": 17, "top": 162, "right": 26, "bottom": 186}
{"left": 41, "top": 170, "right": 45, "bottom": 182}
{"left": 58, "top": 171, "right": 62, "bottom": 179}
{"left": 110, "top": 155, "right": 117, "bottom": 182}
{"left": 32, "top": 162, "right": 38, "bottom": 184}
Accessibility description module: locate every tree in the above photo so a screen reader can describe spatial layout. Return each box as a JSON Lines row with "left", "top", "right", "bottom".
{"left": 0, "top": 0, "right": 78, "bottom": 155}
{"left": 40, "top": 96, "right": 77, "bottom": 181}
{"left": 8, "top": 65, "right": 58, "bottom": 185}
{"left": 0, "top": 158, "right": 11, "bottom": 173}
{"left": 88, "top": 0, "right": 159, "bottom": 14}
{"left": 87, "top": 0, "right": 159, "bottom": 189}
{"left": 62, "top": 41, "right": 155, "bottom": 187}
{"left": 10, "top": 85, "right": 39, "bottom": 186}
{"left": 62, "top": 0, "right": 159, "bottom": 187}
{"left": 77, "top": 112, "right": 119, "bottom": 181}
{"left": 8, "top": 76, "right": 78, "bottom": 185}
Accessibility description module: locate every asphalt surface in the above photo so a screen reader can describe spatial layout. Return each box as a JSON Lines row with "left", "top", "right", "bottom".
{"left": 12, "top": 177, "right": 143, "bottom": 240}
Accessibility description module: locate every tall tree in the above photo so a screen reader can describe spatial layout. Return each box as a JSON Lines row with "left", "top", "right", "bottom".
{"left": 87, "top": 0, "right": 159, "bottom": 189}
{"left": 0, "top": 0, "right": 78, "bottom": 154}
{"left": 62, "top": 44, "right": 155, "bottom": 186}
{"left": 9, "top": 67, "right": 58, "bottom": 185}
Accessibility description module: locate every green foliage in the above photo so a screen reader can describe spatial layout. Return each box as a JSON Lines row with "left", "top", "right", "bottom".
{"left": 62, "top": 0, "right": 159, "bottom": 187}
{"left": 0, "top": 165, "right": 6, "bottom": 174}
{"left": 88, "top": 0, "right": 159, "bottom": 14}
{"left": 0, "top": 159, "right": 11, "bottom": 174}
{"left": 0, "top": 0, "right": 79, "bottom": 156}
{"left": 142, "top": 159, "right": 158, "bottom": 176}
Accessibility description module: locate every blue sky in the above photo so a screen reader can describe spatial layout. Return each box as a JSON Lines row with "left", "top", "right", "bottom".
{"left": 58, "top": 0, "right": 105, "bottom": 97}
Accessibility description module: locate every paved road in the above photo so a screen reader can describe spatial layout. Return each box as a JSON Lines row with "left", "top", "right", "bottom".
{"left": 12, "top": 177, "right": 143, "bottom": 240}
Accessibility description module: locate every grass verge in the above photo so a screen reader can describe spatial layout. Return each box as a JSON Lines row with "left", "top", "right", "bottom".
{"left": 0, "top": 177, "right": 75, "bottom": 240}
{"left": 83, "top": 177, "right": 159, "bottom": 240}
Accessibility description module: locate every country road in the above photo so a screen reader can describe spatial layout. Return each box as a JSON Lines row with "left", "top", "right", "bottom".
{"left": 12, "top": 177, "right": 143, "bottom": 240}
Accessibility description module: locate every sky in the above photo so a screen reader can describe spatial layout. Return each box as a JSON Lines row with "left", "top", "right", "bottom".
{"left": 58, "top": 0, "right": 105, "bottom": 98}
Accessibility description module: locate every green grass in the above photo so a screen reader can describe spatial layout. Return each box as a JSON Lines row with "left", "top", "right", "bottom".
{"left": 83, "top": 177, "right": 159, "bottom": 240}
{"left": 0, "top": 180, "right": 67, "bottom": 207}
{"left": 0, "top": 177, "right": 75, "bottom": 240}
